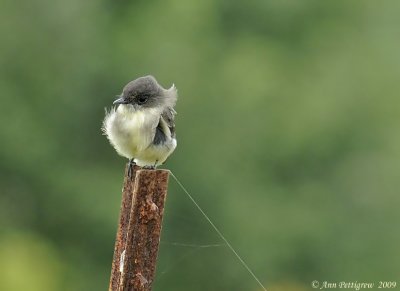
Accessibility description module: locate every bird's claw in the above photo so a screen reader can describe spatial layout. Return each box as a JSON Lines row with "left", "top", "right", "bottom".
{"left": 142, "top": 161, "right": 158, "bottom": 170}
{"left": 142, "top": 165, "right": 156, "bottom": 170}
{"left": 128, "top": 159, "right": 136, "bottom": 179}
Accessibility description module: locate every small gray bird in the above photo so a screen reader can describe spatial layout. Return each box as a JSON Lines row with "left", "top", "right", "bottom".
{"left": 102, "top": 76, "right": 177, "bottom": 172}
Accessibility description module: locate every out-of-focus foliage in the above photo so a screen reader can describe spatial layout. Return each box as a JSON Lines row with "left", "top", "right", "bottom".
{"left": 1, "top": 0, "right": 399, "bottom": 290}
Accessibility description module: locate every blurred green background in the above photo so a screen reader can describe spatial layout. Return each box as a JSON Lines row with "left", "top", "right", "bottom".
{"left": 1, "top": 0, "right": 400, "bottom": 290}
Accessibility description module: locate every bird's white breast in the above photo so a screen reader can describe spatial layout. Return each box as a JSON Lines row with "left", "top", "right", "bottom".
{"left": 103, "top": 105, "right": 161, "bottom": 159}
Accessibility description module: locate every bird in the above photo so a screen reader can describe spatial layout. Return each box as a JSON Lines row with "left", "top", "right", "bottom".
{"left": 102, "top": 75, "right": 177, "bottom": 174}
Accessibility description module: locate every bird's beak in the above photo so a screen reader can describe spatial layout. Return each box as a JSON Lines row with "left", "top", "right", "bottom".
{"left": 113, "top": 96, "right": 128, "bottom": 105}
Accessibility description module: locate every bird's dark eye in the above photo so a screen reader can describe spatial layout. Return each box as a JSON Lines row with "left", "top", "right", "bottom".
{"left": 137, "top": 95, "right": 148, "bottom": 105}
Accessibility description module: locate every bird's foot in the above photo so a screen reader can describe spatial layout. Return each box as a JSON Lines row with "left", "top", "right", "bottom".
{"left": 142, "top": 161, "right": 158, "bottom": 170}
{"left": 128, "top": 159, "right": 136, "bottom": 178}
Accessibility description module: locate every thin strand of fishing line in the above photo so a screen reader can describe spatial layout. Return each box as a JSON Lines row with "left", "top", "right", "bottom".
{"left": 169, "top": 171, "right": 267, "bottom": 291}
{"left": 161, "top": 242, "right": 225, "bottom": 248}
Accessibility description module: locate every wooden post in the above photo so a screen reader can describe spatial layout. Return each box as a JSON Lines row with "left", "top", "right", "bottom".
{"left": 109, "top": 165, "right": 169, "bottom": 291}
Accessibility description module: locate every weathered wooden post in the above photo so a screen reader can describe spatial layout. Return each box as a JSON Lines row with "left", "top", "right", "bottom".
{"left": 109, "top": 165, "right": 169, "bottom": 291}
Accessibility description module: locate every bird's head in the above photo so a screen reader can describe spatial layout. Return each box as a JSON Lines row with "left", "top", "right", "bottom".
{"left": 113, "top": 75, "right": 177, "bottom": 111}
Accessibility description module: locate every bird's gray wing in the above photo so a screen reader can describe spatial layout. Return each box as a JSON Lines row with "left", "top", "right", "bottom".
{"left": 152, "top": 106, "right": 176, "bottom": 145}
{"left": 161, "top": 106, "right": 177, "bottom": 138}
